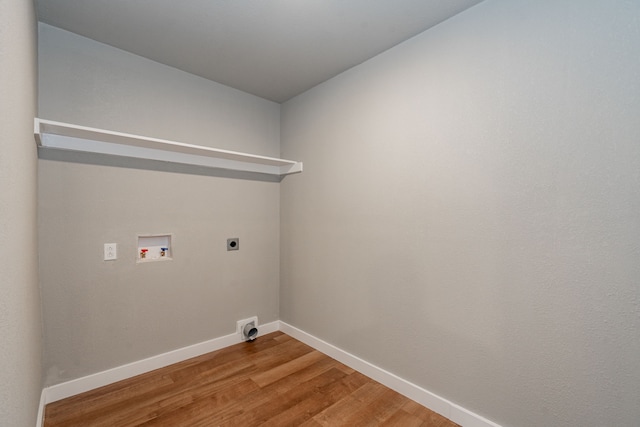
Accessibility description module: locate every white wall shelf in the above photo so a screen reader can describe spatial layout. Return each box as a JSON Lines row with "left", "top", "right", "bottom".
{"left": 34, "top": 118, "right": 303, "bottom": 176}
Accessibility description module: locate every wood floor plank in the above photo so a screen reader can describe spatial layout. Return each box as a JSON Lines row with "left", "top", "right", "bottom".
{"left": 264, "top": 356, "right": 342, "bottom": 396}
{"left": 250, "top": 349, "right": 327, "bottom": 387}
{"left": 260, "top": 368, "right": 363, "bottom": 427}
{"left": 401, "top": 399, "right": 456, "bottom": 426}
{"left": 310, "top": 382, "right": 389, "bottom": 426}
{"left": 341, "top": 387, "right": 408, "bottom": 426}
{"left": 44, "top": 332, "right": 460, "bottom": 427}
{"left": 378, "top": 409, "right": 429, "bottom": 427}
{"left": 218, "top": 367, "right": 347, "bottom": 427}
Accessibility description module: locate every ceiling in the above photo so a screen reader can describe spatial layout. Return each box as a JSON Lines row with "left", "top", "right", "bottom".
{"left": 36, "top": 0, "right": 484, "bottom": 103}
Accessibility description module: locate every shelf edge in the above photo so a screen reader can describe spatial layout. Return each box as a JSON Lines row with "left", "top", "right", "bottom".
{"left": 34, "top": 118, "right": 303, "bottom": 177}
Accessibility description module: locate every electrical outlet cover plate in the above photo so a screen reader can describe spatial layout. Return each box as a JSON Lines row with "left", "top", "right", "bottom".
{"left": 104, "top": 243, "right": 117, "bottom": 261}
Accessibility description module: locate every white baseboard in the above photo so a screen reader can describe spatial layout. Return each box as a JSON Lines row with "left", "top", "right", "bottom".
{"left": 36, "top": 389, "right": 46, "bottom": 427}
{"left": 38, "top": 320, "right": 500, "bottom": 427}
{"left": 279, "top": 321, "right": 502, "bottom": 427}
{"left": 40, "top": 320, "right": 279, "bottom": 408}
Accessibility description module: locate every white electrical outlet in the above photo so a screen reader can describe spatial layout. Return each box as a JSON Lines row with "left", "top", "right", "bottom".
{"left": 104, "top": 243, "right": 117, "bottom": 261}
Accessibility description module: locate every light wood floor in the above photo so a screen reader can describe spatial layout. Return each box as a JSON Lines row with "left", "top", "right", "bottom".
{"left": 44, "top": 331, "right": 460, "bottom": 426}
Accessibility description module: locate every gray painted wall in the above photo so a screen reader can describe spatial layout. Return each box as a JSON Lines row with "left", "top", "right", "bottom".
{"left": 280, "top": 1, "right": 640, "bottom": 426}
{"left": 38, "top": 24, "right": 282, "bottom": 385}
{"left": 0, "top": 0, "right": 43, "bottom": 425}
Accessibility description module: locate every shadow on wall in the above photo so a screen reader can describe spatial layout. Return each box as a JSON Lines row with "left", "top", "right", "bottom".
{"left": 38, "top": 148, "right": 284, "bottom": 183}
